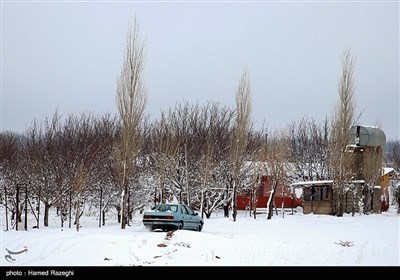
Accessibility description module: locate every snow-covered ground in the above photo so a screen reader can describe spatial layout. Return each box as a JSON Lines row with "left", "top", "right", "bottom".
{"left": 1, "top": 209, "right": 399, "bottom": 266}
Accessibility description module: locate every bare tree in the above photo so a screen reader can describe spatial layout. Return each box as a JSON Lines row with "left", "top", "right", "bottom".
{"left": 385, "top": 140, "right": 400, "bottom": 171}
{"left": 249, "top": 129, "right": 268, "bottom": 219}
{"left": 26, "top": 112, "right": 66, "bottom": 227}
{"left": 199, "top": 142, "right": 214, "bottom": 218}
{"left": 385, "top": 140, "right": 400, "bottom": 212}
{"left": 231, "top": 68, "right": 252, "bottom": 222}
{"left": 0, "top": 131, "right": 24, "bottom": 230}
{"left": 329, "top": 49, "right": 357, "bottom": 217}
{"left": 91, "top": 114, "right": 119, "bottom": 226}
{"left": 72, "top": 165, "right": 88, "bottom": 231}
{"left": 60, "top": 113, "right": 110, "bottom": 230}
{"left": 162, "top": 102, "right": 202, "bottom": 204}
{"left": 115, "top": 17, "right": 147, "bottom": 229}
{"left": 200, "top": 104, "right": 235, "bottom": 218}
{"left": 288, "top": 117, "right": 331, "bottom": 182}
{"left": 265, "top": 131, "right": 289, "bottom": 220}
{"left": 151, "top": 113, "right": 181, "bottom": 204}
{"left": 362, "top": 146, "right": 383, "bottom": 213}
{"left": 148, "top": 101, "right": 234, "bottom": 211}
{"left": 24, "top": 121, "right": 48, "bottom": 229}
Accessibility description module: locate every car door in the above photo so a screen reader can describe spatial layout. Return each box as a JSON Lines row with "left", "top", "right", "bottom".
{"left": 179, "top": 205, "right": 191, "bottom": 229}
{"left": 183, "top": 205, "right": 197, "bottom": 229}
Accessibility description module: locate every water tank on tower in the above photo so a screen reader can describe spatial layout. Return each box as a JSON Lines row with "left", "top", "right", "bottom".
{"left": 347, "top": 125, "right": 386, "bottom": 148}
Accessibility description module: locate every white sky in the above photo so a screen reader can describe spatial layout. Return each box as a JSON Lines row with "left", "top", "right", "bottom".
{"left": 1, "top": 1, "right": 399, "bottom": 140}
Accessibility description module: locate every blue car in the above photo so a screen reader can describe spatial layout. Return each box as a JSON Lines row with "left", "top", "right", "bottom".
{"left": 143, "top": 204, "right": 204, "bottom": 232}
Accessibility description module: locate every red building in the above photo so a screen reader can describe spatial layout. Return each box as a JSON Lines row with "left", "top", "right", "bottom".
{"left": 237, "top": 175, "right": 302, "bottom": 210}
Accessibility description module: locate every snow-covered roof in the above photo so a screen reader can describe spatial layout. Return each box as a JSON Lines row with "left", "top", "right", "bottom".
{"left": 291, "top": 180, "right": 333, "bottom": 187}
{"left": 243, "top": 161, "right": 325, "bottom": 178}
{"left": 350, "top": 180, "right": 366, "bottom": 184}
{"left": 291, "top": 179, "right": 365, "bottom": 187}
{"left": 383, "top": 167, "right": 396, "bottom": 176}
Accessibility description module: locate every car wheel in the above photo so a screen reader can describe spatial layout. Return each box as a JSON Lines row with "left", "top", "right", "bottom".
{"left": 178, "top": 222, "right": 184, "bottom": 230}
{"left": 197, "top": 222, "right": 203, "bottom": 232}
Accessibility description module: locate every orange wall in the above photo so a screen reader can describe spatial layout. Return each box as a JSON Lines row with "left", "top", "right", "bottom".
{"left": 380, "top": 174, "right": 390, "bottom": 201}
{"left": 381, "top": 174, "right": 390, "bottom": 188}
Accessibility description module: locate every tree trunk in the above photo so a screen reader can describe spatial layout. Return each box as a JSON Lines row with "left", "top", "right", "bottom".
{"left": 267, "top": 183, "right": 277, "bottom": 220}
{"left": 351, "top": 188, "right": 356, "bottom": 216}
{"left": 5, "top": 186, "right": 9, "bottom": 230}
{"left": 397, "top": 193, "right": 400, "bottom": 214}
{"left": 362, "top": 186, "right": 370, "bottom": 214}
{"left": 185, "top": 143, "right": 190, "bottom": 205}
{"left": 18, "top": 207, "right": 22, "bottom": 223}
{"left": 75, "top": 194, "right": 81, "bottom": 232}
{"left": 333, "top": 187, "right": 344, "bottom": 217}
{"left": 223, "top": 204, "right": 229, "bottom": 218}
{"left": 200, "top": 188, "right": 205, "bottom": 219}
{"left": 24, "top": 186, "right": 28, "bottom": 230}
{"left": 251, "top": 187, "right": 258, "bottom": 219}
{"left": 120, "top": 186, "right": 128, "bottom": 229}
{"left": 232, "top": 182, "right": 237, "bottom": 222}
{"left": 337, "top": 189, "right": 344, "bottom": 217}
{"left": 44, "top": 203, "right": 50, "bottom": 227}
{"left": 99, "top": 187, "right": 102, "bottom": 228}
{"left": 37, "top": 186, "right": 40, "bottom": 229}
{"left": 267, "top": 197, "right": 274, "bottom": 220}
{"left": 69, "top": 188, "right": 72, "bottom": 228}
{"left": 16, "top": 185, "right": 20, "bottom": 230}
{"left": 127, "top": 190, "right": 130, "bottom": 226}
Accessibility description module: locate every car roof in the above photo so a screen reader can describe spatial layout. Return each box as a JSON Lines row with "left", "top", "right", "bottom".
{"left": 156, "top": 203, "right": 186, "bottom": 206}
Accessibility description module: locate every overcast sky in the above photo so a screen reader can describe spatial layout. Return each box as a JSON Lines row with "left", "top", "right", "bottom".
{"left": 1, "top": 1, "right": 399, "bottom": 140}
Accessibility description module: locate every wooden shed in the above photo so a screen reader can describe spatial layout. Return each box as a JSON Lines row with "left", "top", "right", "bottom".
{"left": 291, "top": 180, "right": 334, "bottom": 214}
{"left": 290, "top": 179, "right": 386, "bottom": 215}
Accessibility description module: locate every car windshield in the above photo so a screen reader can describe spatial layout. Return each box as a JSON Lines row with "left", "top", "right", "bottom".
{"left": 152, "top": 204, "right": 178, "bottom": 212}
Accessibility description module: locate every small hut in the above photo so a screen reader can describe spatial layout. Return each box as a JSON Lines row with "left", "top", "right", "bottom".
{"left": 291, "top": 180, "right": 334, "bottom": 214}
{"left": 291, "top": 179, "right": 367, "bottom": 215}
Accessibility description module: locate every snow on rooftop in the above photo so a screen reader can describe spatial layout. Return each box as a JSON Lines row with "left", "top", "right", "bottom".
{"left": 291, "top": 179, "right": 366, "bottom": 187}
{"left": 383, "top": 167, "right": 396, "bottom": 176}
{"left": 291, "top": 180, "right": 333, "bottom": 187}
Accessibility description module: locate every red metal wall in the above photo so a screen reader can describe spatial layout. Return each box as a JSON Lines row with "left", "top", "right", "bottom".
{"left": 236, "top": 175, "right": 302, "bottom": 210}
{"left": 237, "top": 195, "right": 302, "bottom": 210}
